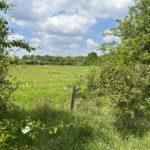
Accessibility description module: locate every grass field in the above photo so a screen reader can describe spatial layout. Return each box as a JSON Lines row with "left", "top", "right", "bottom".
{"left": 9, "top": 65, "right": 150, "bottom": 150}
{"left": 10, "top": 65, "right": 90, "bottom": 109}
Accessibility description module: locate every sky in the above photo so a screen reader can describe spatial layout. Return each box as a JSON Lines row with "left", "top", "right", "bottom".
{"left": 7, "top": 0, "right": 134, "bottom": 57}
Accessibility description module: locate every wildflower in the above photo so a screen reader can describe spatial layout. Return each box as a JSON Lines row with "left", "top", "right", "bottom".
{"left": 22, "top": 126, "right": 30, "bottom": 134}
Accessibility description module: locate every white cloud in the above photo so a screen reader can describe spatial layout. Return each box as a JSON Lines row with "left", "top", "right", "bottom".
{"left": 7, "top": 34, "right": 24, "bottom": 42}
{"left": 8, "top": 0, "right": 133, "bottom": 56}
{"left": 86, "top": 39, "right": 99, "bottom": 49}
{"left": 69, "top": 44, "right": 79, "bottom": 49}
{"left": 34, "top": 31, "right": 83, "bottom": 48}
{"left": 30, "top": 38, "right": 41, "bottom": 48}
{"left": 41, "top": 15, "right": 96, "bottom": 36}
{"left": 11, "top": 0, "right": 133, "bottom": 19}
{"left": 103, "top": 29, "right": 121, "bottom": 43}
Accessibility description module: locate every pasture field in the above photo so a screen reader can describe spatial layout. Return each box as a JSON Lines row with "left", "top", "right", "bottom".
{"left": 10, "top": 65, "right": 90, "bottom": 109}
{"left": 9, "top": 65, "right": 150, "bottom": 150}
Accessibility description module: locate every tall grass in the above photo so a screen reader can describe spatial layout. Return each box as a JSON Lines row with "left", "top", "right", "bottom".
{"left": 8, "top": 65, "right": 150, "bottom": 150}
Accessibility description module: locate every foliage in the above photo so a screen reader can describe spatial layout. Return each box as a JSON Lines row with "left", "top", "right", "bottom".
{"left": 0, "top": 0, "right": 37, "bottom": 148}
{"left": 9, "top": 65, "right": 150, "bottom": 149}
{"left": 0, "top": 117, "right": 40, "bottom": 149}
{"left": 100, "top": 0, "right": 150, "bottom": 135}
{"left": 11, "top": 53, "right": 99, "bottom": 66}
{"left": 86, "top": 52, "right": 98, "bottom": 65}
{"left": 106, "top": 0, "right": 150, "bottom": 64}
{"left": 0, "top": 113, "right": 75, "bottom": 150}
{"left": 79, "top": 0, "right": 150, "bottom": 136}
{"left": 83, "top": 63, "right": 150, "bottom": 135}
{"left": 0, "top": 0, "right": 35, "bottom": 116}
{"left": 1, "top": 0, "right": 150, "bottom": 149}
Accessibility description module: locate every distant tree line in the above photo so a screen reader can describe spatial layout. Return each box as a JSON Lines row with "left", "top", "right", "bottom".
{"left": 10, "top": 52, "right": 99, "bottom": 65}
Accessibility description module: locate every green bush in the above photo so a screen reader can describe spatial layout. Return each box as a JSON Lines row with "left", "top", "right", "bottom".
{"left": 78, "top": 0, "right": 150, "bottom": 136}
{"left": 81, "top": 62, "right": 150, "bottom": 135}
{"left": 101, "top": 63, "right": 150, "bottom": 135}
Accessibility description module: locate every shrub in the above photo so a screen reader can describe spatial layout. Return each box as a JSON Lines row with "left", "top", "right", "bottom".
{"left": 78, "top": 0, "right": 150, "bottom": 136}
{"left": 100, "top": 63, "right": 150, "bottom": 135}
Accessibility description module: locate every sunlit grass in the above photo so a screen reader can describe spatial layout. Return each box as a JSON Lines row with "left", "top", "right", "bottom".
{"left": 9, "top": 65, "right": 150, "bottom": 150}
{"left": 10, "top": 65, "right": 90, "bottom": 109}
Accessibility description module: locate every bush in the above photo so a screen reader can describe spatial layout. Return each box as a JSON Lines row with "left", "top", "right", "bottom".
{"left": 100, "top": 63, "right": 150, "bottom": 135}
{"left": 78, "top": 0, "right": 150, "bottom": 136}
{"left": 81, "top": 62, "right": 150, "bottom": 136}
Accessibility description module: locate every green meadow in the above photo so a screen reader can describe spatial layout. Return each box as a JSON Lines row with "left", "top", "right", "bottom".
{"left": 8, "top": 65, "right": 150, "bottom": 150}
{"left": 10, "top": 65, "right": 90, "bottom": 109}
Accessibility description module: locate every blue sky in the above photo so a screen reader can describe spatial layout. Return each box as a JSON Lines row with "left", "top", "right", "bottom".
{"left": 8, "top": 0, "right": 134, "bottom": 57}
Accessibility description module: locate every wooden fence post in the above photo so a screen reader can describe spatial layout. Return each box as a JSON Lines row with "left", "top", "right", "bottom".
{"left": 70, "top": 85, "right": 76, "bottom": 112}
